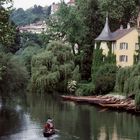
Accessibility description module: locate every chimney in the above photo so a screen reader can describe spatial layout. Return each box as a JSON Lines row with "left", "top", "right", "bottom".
{"left": 120, "top": 25, "right": 123, "bottom": 30}
{"left": 127, "top": 23, "right": 130, "bottom": 29}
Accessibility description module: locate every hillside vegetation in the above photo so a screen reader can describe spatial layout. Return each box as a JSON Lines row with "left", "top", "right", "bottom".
{"left": 11, "top": 5, "right": 51, "bottom": 26}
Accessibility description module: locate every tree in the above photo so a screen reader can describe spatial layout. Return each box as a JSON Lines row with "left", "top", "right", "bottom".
{"left": 75, "top": 0, "right": 103, "bottom": 80}
{"left": 99, "top": 0, "right": 138, "bottom": 30}
{"left": 91, "top": 42, "right": 104, "bottom": 82}
{"left": 0, "top": 52, "right": 29, "bottom": 106}
{"left": 44, "top": 3, "right": 86, "bottom": 51}
{"left": 16, "top": 43, "right": 41, "bottom": 74}
{"left": 31, "top": 41, "right": 80, "bottom": 94}
{"left": 11, "top": 8, "right": 28, "bottom": 25}
{"left": 11, "top": 5, "right": 51, "bottom": 26}
{"left": 0, "top": 0, "right": 16, "bottom": 47}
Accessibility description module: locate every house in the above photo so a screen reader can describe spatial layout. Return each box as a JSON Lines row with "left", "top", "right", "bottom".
{"left": 51, "top": 2, "right": 60, "bottom": 15}
{"left": 95, "top": 17, "right": 139, "bottom": 67}
{"left": 50, "top": 0, "right": 75, "bottom": 15}
{"left": 19, "top": 21, "right": 47, "bottom": 34}
{"left": 67, "top": 0, "right": 75, "bottom": 6}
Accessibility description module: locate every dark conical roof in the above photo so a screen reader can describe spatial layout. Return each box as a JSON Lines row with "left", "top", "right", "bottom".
{"left": 95, "top": 17, "right": 113, "bottom": 41}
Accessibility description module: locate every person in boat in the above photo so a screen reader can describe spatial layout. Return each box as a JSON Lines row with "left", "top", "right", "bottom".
{"left": 44, "top": 118, "right": 55, "bottom": 136}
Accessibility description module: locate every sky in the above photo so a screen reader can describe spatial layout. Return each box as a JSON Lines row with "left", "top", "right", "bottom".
{"left": 13, "top": 0, "right": 69, "bottom": 10}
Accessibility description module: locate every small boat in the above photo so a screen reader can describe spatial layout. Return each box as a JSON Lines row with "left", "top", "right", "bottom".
{"left": 43, "top": 130, "right": 55, "bottom": 137}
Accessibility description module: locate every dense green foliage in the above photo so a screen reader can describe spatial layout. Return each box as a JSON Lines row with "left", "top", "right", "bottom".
{"left": 44, "top": 0, "right": 103, "bottom": 80}
{"left": 91, "top": 43, "right": 103, "bottom": 82}
{"left": 11, "top": 5, "right": 51, "bottom": 26}
{"left": 76, "top": 82, "right": 95, "bottom": 96}
{"left": 115, "top": 67, "right": 134, "bottom": 95}
{"left": 31, "top": 41, "right": 80, "bottom": 93}
{"left": 94, "top": 64, "right": 118, "bottom": 95}
{"left": 91, "top": 42, "right": 116, "bottom": 83}
{"left": 0, "top": 0, "right": 16, "bottom": 48}
{"left": 115, "top": 64, "right": 140, "bottom": 104}
{"left": 0, "top": 52, "right": 29, "bottom": 105}
{"left": 16, "top": 43, "right": 41, "bottom": 74}
{"left": 76, "top": 0, "right": 103, "bottom": 80}
{"left": 99, "top": 0, "right": 139, "bottom": 30}
{"left": 44, "top": 3, "right": 85, "bottom": 50}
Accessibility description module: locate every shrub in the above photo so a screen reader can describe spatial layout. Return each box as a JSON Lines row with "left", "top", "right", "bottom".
{"left": 95, "top": 76, "right": 116, "bottom": 95}
{"left": 75, "top": 83, "right": 95, "bottom": 96}
{"left": 94, "top": 64, "right": 118, "bottom": 95}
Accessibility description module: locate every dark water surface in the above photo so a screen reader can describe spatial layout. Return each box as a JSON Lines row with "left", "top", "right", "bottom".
{"left": 0, "top": 95, "right": 140, "bottom": 140}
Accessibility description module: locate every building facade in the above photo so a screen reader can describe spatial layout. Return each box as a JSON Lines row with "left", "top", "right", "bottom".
{"left": 19, "top": 21, "right": 47, "bottom": 34}
{"left": 67, "top": 0, "right": 75, "bottom": 6}
{"left": 95, "top": 17, "right": 139, "bottom": 67}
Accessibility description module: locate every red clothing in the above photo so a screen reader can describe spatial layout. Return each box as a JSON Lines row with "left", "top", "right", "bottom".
{"left": 44, "top": 122, "right": 54, "bottom": 133}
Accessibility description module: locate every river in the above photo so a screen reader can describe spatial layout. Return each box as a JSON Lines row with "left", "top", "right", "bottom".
{"left": 0, "top": 94, "right": 140, "bottom": 140}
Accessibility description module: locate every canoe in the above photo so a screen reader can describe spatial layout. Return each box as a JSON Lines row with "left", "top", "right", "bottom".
{"left": 43, "top": 131, "right": 55, "bottom": 137}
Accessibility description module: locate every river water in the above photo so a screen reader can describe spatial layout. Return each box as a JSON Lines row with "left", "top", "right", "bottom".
{"left": 0, "top": 94, "right": 140, "bottom": 140}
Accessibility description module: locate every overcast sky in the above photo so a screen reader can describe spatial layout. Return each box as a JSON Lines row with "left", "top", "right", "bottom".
{"left": 13, "top": 0, "right": 69, "bottom": 10}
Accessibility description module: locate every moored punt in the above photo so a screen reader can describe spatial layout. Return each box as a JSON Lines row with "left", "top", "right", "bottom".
{"left": 61, "top": 95, "right": 140, "bottom": 114}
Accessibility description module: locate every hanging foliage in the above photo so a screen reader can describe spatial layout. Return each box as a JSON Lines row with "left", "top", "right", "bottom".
{"left": 115, "top": 67, "right": 133, "bottom": 93}
{"left": 115, "top": 64, "right": 140, "bottom": 101}
{"left": 31, "top": 41, "right": 80, "bottom": 94}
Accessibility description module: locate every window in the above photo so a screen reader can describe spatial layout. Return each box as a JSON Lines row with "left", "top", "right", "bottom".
{"left": 112, "top": 43, "right": 116, "bottom": 52}
{"left": 119, "top": 55, "right": 128, "bottom": 62}
{"left": 120, "top": 43, "right": 128, "bottom": 50}
{"left": 135, "top": 43, "right": 139, "bottom": 50}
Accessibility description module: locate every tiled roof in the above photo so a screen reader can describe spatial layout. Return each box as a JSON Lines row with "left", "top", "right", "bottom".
{"left": 67, "top": 0, "right": 75, "bottom": 4}
{"left": 95, "top": 17, "right": 135, "bottom": 41}
{"left": 111, "top": 28, "right": 135, "bottom": 40}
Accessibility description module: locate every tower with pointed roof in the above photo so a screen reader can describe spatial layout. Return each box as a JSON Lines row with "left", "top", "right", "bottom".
{"left": 95, "top": 17, "right": 112, "bottom": 41}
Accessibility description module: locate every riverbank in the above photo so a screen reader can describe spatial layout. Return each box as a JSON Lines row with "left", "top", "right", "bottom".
{"left": 61, "top": 95, "right": 140, "bottom": 114}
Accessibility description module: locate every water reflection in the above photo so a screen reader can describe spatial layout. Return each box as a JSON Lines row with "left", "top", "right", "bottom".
{"left": 0, "top": 94, "right": 140, "bottom": 140}
{"left": 0, "top": 107, "right": 22, "bottom": 136}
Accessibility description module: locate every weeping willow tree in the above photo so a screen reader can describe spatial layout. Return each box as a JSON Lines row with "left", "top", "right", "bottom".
{"left": 115, "top": 67, "right": 133, "bottom": 94}
{"left": 115, "top": 64, "right": 140, "bottom": 96}
{"left": 31, "top": 41, "right": 80, "bottom": 94}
